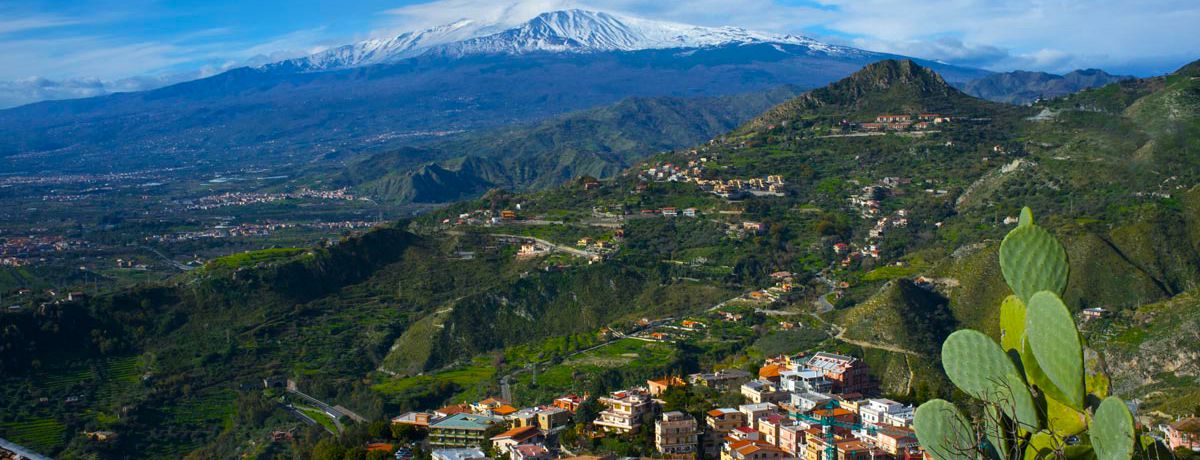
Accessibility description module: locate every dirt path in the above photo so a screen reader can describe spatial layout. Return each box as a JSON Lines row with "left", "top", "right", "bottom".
{"left": 807, "top": 311, "right": 922, "bottom": 357}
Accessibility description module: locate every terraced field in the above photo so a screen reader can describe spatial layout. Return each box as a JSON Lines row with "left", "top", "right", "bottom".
{"left": 95, "top": 355, "right": 142, "bottom": 407}
{"left": 36, "top": 366, "right": 94, "bottom": 393}
{"left": 0, "top": 417, "right": 66, "bottom": 454}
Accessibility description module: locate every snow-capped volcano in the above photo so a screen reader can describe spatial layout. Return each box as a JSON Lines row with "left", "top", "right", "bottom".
{"left": 272, "top": 9, "right": 858, "bottom": 71}
{"left": 434, "top": 9, "right": 847, "bottom": 56}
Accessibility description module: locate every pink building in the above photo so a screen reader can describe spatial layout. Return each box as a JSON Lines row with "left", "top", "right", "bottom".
{"left": 1166, "top": 418, "right": 1200, "bottom": 452}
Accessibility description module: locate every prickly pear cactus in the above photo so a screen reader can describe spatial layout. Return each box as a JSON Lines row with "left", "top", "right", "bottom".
{"left": 1092, "top": 397, "right": 1135, "bottom": 460}
{"left": 999, "top": 208, "right": 1069, "bottom": 303}
{"left": 983, "top": 405, "right": 1009, "bottom": 460}
{"left": 941, "top": 329, "right": 1038, "bottom": 430}
{"left": 999, "top": 295, "right": 1027, "bottom": 354}
{"left": 912, "top": 207, "right": 1167, "bottom": 460}
{"left": 914, "top": 399, "right": 976, "bottom": 460}
{"left": 1026, "top": 291, "right": 1085, "bottom": 409}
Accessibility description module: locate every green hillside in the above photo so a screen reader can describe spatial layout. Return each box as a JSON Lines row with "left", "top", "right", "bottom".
{"left": 328, "top": 86, "right": 805, "bottom": 204}
{"left": 4, "top": 59, "right": 1200, "bottom": 458}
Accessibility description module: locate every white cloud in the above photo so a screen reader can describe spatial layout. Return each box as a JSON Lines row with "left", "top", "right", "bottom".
{"left": 815, "top": 0, "right": 1200, "bottom": 73}
{"left": 370, "top": 0, "right": 1199, "bottom": 73}
{"left": 373, "top": 0, "right": 837, "bottom": 37}
{"left": 0, "top": 73, "right": 195, "bottom": 109}
{"left": 2, "top": 0, "right": 1199, "bottom": 108}
{"left": 0, "top": 15, "right": 83, "bottom": 35}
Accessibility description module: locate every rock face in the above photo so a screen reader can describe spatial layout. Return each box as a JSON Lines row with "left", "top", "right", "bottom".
{"left": 1092, "top": 290, "right": 1200, "bottom": 415}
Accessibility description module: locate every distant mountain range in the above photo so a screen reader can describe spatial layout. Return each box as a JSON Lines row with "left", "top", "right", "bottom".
{"left": 958, "top": 68, "right": 1133, "bottom": 104}
{"left": 271, "top": 10, "right": 863, "bottom": 73}
{"left": 0, "top": 9, "right": 986, "bottom": 176}
{"left": 325, "top": 85, "right": 806, "bottom": 203}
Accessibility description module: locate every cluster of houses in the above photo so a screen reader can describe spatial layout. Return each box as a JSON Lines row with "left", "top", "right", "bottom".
{"left": 447, "top": 209, "right": 524, "bottom": 226}
{"left": 740, "top": 271, "right": 799, "bottom": 304}
{"left": 638, "top": 207, "right": 700, "bottom": 218}
{"left": 184, "top": 188, "right": 360, "bottom": 211}
{"left": 0, "top": 257, "right": 25, "bottom": 267}
{"left": 392, "top": 397, "right": 573, "bottom": 460}
{"left": 3, "top": 290, "right": 88, "bottom": 316}
{"left": 0, "top": 235, "right": 85, "bottom": 257}
{"left": 388, "top": 351, "right": 928, "bottom": 460}
{"left": 575, "top": 237, "right": 618, "bottom": 253}
{"left": 847, "top": 113, "right": 952, "bottom": 133}
{"left": 836, "top": 178, "right": 916, "bottom": 266}
{"left": 700, "top": 176, "right": 786, "bottom": 200}
{"left": 674, "top": 352, "right": 921, "bottom": 460}
{"left": 638, "top": 156, "right": 786, "bottom": 201}
{"left": 145, "top": 222, "right": 297, "bottom": 242}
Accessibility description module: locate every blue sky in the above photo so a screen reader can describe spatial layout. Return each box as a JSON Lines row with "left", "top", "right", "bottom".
{"left": 1, "top": 0, "right": 1199, "bottom": 107}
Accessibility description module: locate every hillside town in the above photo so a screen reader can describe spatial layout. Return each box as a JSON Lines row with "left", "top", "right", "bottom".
{"left": 184, "top": 188, "right": 362, "bottom": 210}
{"left": 380, "top": 349, "right": 927, "bottom": 460}
{"left": 639, "top": 153, "right": 786, "bottom": 201}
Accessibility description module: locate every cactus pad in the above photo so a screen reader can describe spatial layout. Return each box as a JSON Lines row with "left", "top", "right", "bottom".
{"left": 1026, "top": 291, "right": 1085, "bottom": 409}
{"left": 982, "top": 404, "right": 1009, "bottom": 460}
{"left": 914, "top": 399, "right": 975, "bottom": 460}
{"left": 999, "top": 220, "right": 1069, "bottom": 303}
{"left": 1093, "top": 397, "right": 1135, "bottom": 460}
{"left": 999, "top": 295, "right": 1027, "bottom": 354}
{"left": 1018, "top": 206, "right": 1034, "bottom": 227}
{"left": 941, "top": 329, "right": 1038, "bottom": 430}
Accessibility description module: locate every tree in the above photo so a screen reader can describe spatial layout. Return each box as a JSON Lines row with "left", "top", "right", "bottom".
{"left": 367, "top": 420, "right": 388, "bottom": 439}
{"left": 312, "top": 438, "right": 346, "bottom": 460}
{"left": 481, "top": 423, "right": 508, "bottom": 456}
{"left": 390, "top": 424, "right": 426, "bottom": 443}
{"left": 575, "top": 396, "right": 604, "bottom": 426}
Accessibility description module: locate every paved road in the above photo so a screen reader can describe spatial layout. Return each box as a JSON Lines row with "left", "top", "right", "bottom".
{"left": 815, "top": 292, "right": 836, "bottom": 313}
{"left": 0, "top": 437, "right": 52, "bottom": 460}
{"left": 490, "top": 234, "right": 598, "bottom": 259}
{"left": 280, "top": 402, "right": 336, "bottom": 435}
{"left": 138, "top": 244, "right": 194, "bottom": 271}
{"left": 287, "top": 389, "right": 348, "bottom": 432}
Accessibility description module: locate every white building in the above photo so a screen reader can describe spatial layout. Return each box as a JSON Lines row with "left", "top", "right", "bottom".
{"left": 790, "top": 392, "right": 834, "bottom": 412}
{"left": 432, "top": 448, "right": 488, "bottom": 460}
{"left": 778, "top": 370, "right": 833, "bottom": 394}
{"left": 738, "top": 402, "right": 779, "bottom": 428}
{"left": 859, "top": 398, "right": 914, "bottom": 427}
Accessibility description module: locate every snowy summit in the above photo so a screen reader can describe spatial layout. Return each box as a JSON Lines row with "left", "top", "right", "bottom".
{"left": 271, "top": 9, "right": 856, "bottom": 71}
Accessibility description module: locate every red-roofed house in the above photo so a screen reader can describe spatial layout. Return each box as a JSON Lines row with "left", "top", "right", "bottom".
{"left": 491, "top": 426, "right": 544, "bottom": 455}
{"left": 758, "top": 364, "right": 783, "bottom": 383}
{"left": 1167, "top": 417, "right": 1200, "bottom": 451}
{"left": 721, "top": 439, "right": 789, "bottom": 460}
{"left": 435, "top": 404, "right": 471, "bottom": 418}
{"left": 512, "top": 444, "right": 553, "bottom": 460}
{"left": 874, "top": 427, "right": 920, "bottom": 456}
{"left": 648, "top": 376, "right": 687, "bottom": 397}
{"left": 553, "top": 394, "right": 584, "bottom": 412}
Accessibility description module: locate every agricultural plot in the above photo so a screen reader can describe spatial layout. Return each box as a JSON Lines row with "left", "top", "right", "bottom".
{"left": 509, "top": 338, "right": 678, "bottom": 404}
{"left": 0, "top": 418, "right": 66, "bottom": 454}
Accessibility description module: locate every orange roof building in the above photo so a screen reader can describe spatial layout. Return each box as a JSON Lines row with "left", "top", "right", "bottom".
{"left": 435, "top": 403, "right": 471, "bottom": 417}
{"left": 366, "top": 443, "right": 394, "bottom": 453}
{"left": 493, "top": 405, "right": 519, "bottom": 416}
{"left": 724, "top": 439, "right": 789, "bottom": 460}
{"left": 647, "top": 376, "right": 687, "bottom": 396}
{"left": 491, "top": 425, "right": 545, "bottom": 455}
{"left": 758, "top": 364, "right": 783, "bottom": 382}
